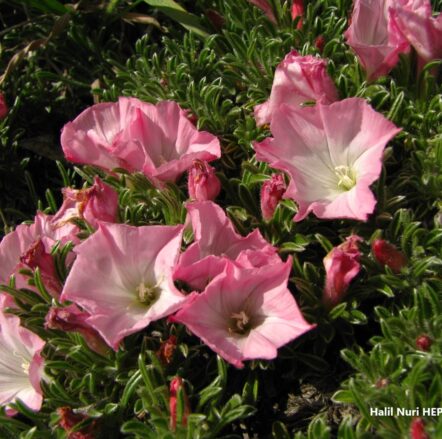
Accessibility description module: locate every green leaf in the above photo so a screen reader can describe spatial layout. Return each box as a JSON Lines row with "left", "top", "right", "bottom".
{"left": 21, "top": 0, "right": 68, "bottom": 14}
{"left": 142, "top": 0, "right": 209, "bottom": 38}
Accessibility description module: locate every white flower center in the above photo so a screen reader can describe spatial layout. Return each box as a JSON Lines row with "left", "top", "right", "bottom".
{"left": 13, "top": 351, "right": 30, "bottom": 375}
{"left": 334, "top": 165, "right": 357, "bottom": 191}
{"left": 136, "top": 281, "right": 161, "bottom": 307}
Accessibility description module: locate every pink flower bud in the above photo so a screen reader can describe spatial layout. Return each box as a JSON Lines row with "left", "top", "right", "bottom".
{"left": 291, "top": 0, "right": 304, "bottom": 29}
{"left": 21, "top": 238, "right": 61, "bottom": 296}
{"left": 416, "top": 334, "right": 432, "bottom": 351}
{"left": 372, "top": 239, "right": 407, "bottom": 273}
{"left": 82, "top": 177, "right": 119, "bottom": 228}
{"left": 169, "top": 377, "right": 190, "bottom": 431}
{"left": 410, "top": 418, "right": 429, "bottom": 439}
{"left": 260, "top": 174, "right": 286, "bottom": 221}
{"left": 188, "top": 160, "right": 221, "bottom": 201}
{"left": 45, "top": 305, "right": 109, "bottom": 356}
{"left": 323, "top": 235, "right": 362, "bottom": 308}
{"left": 0, "top": 93, "right": 8, "bottom": 119}
{"left": 53, "top": 177, "right": 118, "bottom": 229}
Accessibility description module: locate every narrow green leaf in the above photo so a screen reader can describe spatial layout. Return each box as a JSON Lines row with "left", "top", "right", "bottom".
{"left": 142, "top": 0, "right": 209, "bottom": 38}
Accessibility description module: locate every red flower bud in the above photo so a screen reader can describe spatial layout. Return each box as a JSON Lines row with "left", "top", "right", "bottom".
{"left": 206, "top": 9, "right": 225, "bottom": 31}
{"left": 315, "top": 35, "right": 326, "bottom": 53}
{"left": 260, "top": 174, "right": 286, "bottom": 221}
{"left": 188, "top": 160, "right": 221, "bottom": 202}
{"left": 0, "top": 93, "right": 8, "bottom": 119}
{"left": 291, "top": 0, "right": 304, "bottom": 29}
{"left": 248, "top": 0, "right": 276, "bottom": 24}
{"left": 416, "top": 334, "right": 432, "bottom": 351}
{"left": 156, "top": 335, "right": 177, "bottom": 364}
{"left": 410, "top": 418, "right": 429, "bottom": 439}
{"left": 169, "top": 377, "right": 190, "bottom": 431}
{"left": 21, "top": 238, "right": 61, "bottom": 296}
{"left": 372, "top": 239, "right": 407, "bottom": 273}
{"left": 45, "top": 305, "right": 109, "bottom": 355}
{"left": 57, "top": 407, "right": 96, "bottom": 439}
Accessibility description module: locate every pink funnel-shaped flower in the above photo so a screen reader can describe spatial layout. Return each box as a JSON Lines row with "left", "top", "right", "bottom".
{"left": 344, "top": 0, "right": 410, "bottom": 81}
{"left": 254, "top": 50, "right": 338, "bottom": 127}
{"left": 187, "top": 160, "right": 221, "bottom": 201}
{"left": 254, "top": 98, "right": 401, "bottom": 221}
{"left": 323, "top": 235, "right": 362, "bottom": 308}
{"left": 0, "top": 295, "right": 45, "bottom": 415}
{"left": 392, "top": 0, "right": 442, "bottom": 63}
{"left": 53, "top": 177, "right": 119, "bottom": 229}
{"left": 174, "top": 201, "right": 281, "bottom": 290}
{"left": 261, "top": 174, "right": 287, "bottom": 221}
{"left": 61, "top": 98, "right": 221, "bottom": 186}
{"left": 172, "top": 259, "right": 315, "bottom": 368}
{"left": 61, "top": 222, "right": 188, "bottom": 350}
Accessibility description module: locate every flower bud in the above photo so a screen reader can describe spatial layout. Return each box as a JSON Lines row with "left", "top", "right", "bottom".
{"left": 53, "top": 177, "right": 118, "bottom": 229}
{"left": 0, "top": 93, "right": 8, "bottom": 119}
{"left": 21, "top": 238, "right": 61, "bottom": 296}
{"left": 416, "top": 334, "right": 432, "bottom": 352}
{"left": 169, "top": 377, "right": 190, "bottom": 431}
{"left": 57, "top": 407, "right": 96, "bottom": 439}
{"left": 410, "top": 418, "right": 429, "bottom": 439}
{"left": 248, "top": 0, "right": 276, "bottom": 23}
{"left": 315, "top": 35, "right": 326, "bottom": 53}
{"left": 372, "top": 239, "right": 407, "bottom": 273}
{"left": 45, "top": 305, "right": 109, "bottom": 356}
{"left": 157, "top": 335, "right": 177, "bottom": 364}
{"left": 188, "top": 160, "right": 221, "bottom": 201}
{"left": 260, "top": 174, "right": 286, "bottom": 221}
{"left": 323, "top": 235, "right": 362, "bottom": 308}
{"left": 291, "top": 0, "right": 304, "bottom": 29}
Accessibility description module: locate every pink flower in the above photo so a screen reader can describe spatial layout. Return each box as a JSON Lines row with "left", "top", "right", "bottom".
{"left": 60, "top": 223, "right": 187, "bottom": 351}
{"left": 372, "top": 239, "right": 407, "bottom": 273}
{"left": 53, "top": 177, "right": 119, "bottom": 229}
{"left": 323, "top": 235, "right": 362, "bottom": 308}
{"left": 254, "top": 51, "right": 338, "bottom": 127}
{"left": 169, "top": 377, "right": 190, "bottom": 431}
{"left": 61, "top": 98, "right": 221, "bottom": 186}
{"left": 291, "top": 0, "right": 304, "bottom": 29}
{"left": 0, "top": 93, "right": 8, "bottom": 119}
{"left": 45, "top": 305, "right": 109, "bottom": 356}
{"left": 254, "top": 98, "right": 401, "bottom": 221}
{"left": 261, "top": 174, "right": 287, "bottom": 221}
{"left": 0, "top": 213, "right": 78, "bottom": 293}
{"left": 0, "top": 221, "right": 41, "bottom": 287}
{"left": 248, "top": 0, "right": 276, "bottom": 23}
{"left": 174, "top": 201, "right": 281, "bottom": 290}
{"left": 188, "top": 160, "right": 221, "bottom": 201}
{"left": 344, "top": 0, "right": 410, "bottom": 81}
{"left": 0, "top": 295, "right": 45, "bottom": 415}
{"left": 171, "top": 260, "right": 315, "bottom": 368}
{"left": 392, "top": 0, "right": 442, "bottom": 64}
